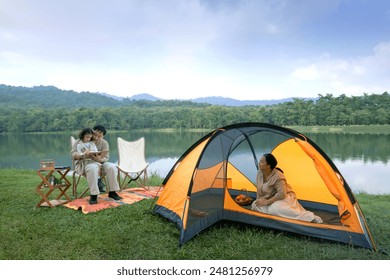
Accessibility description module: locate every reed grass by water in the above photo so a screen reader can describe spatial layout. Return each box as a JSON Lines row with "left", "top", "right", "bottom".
{"left": 0, "top": 169, "right": 389, "bottom": 260}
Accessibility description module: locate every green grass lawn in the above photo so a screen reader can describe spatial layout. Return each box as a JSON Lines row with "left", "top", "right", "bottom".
{"left": 0, "top": 169, "right": 389, "bottom": 260}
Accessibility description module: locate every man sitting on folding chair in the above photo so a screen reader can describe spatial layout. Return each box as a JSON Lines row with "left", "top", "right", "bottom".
{"left": 71, "top": 125, "right": 122, "bottom": 205}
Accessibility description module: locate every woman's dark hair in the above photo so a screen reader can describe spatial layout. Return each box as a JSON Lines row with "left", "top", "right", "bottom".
{"left": 275, "top": 167, "right": 284, "bottom": 173}
{"left": 263, "top": 153, "right": 278, "bottom": 170}
{"left": 79, "top": 128, "right": 94, "bottom": 140}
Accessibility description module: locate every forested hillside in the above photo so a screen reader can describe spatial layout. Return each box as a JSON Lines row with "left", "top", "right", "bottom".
{"left": 0, "top": 84, "right": 292, "bottom": 107}
{"left": 0, "top": 84, "right": 389, "bottom": 132}
{"left": 0, "top": 84, "right": 125, "bottom": 108}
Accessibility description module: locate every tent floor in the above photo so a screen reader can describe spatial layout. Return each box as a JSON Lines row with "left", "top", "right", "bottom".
{"left": 189, "top": 192, "right": 342, "bottom": 226}
{"left": 239, "top": 204, "right": 342, "bottom": 225}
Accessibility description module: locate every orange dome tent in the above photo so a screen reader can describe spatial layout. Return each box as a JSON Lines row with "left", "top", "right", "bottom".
{"left": 153, "top": 123, "right": 376, "bottom": 250}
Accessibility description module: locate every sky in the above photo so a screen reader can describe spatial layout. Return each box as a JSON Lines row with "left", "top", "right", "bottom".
{"left": 0, "top": 0, "right": 389, "bottom": 100}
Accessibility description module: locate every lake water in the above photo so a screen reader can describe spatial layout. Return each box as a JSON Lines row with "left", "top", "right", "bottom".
{"left": 0, "top": 130, "right": 389, "bottom": 194}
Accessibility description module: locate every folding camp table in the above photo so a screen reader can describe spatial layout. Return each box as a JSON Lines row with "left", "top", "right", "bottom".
{"left": 36, "top": 166, "right": 71, "bottom": 207}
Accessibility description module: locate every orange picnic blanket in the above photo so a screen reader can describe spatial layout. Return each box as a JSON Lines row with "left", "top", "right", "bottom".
{"left": 63, "top": 186, "right": 162, "bottom": 214}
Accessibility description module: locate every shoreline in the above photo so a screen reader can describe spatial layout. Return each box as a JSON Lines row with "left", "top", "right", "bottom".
{"left": 1, "top": 124, "right": 390, "bottom": 135}
{"left": 287, "top": 124, "right": 390, "bottom": 134}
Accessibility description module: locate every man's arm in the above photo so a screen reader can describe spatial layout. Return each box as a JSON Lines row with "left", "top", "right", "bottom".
{"left": 94, "top": 139, "right": 110, "bottom": 162}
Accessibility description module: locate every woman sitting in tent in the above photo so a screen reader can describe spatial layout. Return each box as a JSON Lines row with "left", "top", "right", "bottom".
{"left": 251, "top": 153, "right": 323, "bottom": 223}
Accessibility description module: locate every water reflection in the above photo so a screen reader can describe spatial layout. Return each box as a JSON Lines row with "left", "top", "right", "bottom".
{"left": 308, "top": 133, "right": 390, "bottom": 163}
{"left": 334, "top": 159, "right": 389, "bottom": 194}
{"left": 148, "top": 157, "right": 179, "bottom": 178}
{"left": 0, "top": 131, "right": 389, "bottom": 194}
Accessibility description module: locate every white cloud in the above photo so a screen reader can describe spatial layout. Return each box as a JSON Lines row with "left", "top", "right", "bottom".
{"left": 352, "top": 66, "right": 366, "bottom": 75}
{"left": 0, "top": 51, "right": 25, "bottom": 65}
{"left": 289, "top": 41, "right": 390, "bottom": 96}
{"left": 291, "top": 64, "right": 321, "bottom": 81}
{"left": 364, "top": 41, "right": 390, "bottom": 74}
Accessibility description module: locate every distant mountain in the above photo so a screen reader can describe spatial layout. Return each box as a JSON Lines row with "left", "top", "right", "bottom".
{"left": 96, "top": 92, "right": 124, "bottom": 101}
{"left": 0, "top": 84, "right": 311, "bottom": 109}
{"left": 190, "top": 96, "right": 297, "bottom": 106}
{"left": 124, "top": 94, "right": 313, "bottom": 106}
{"left": 123, "top": 94, "right": 303, "bottom": 106}
{"left": 127, "top": 93, "right": 162, "bottom": 101}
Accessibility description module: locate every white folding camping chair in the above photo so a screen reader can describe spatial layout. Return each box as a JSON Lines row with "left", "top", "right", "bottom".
{"left": 117, "top": 137, "right": 149, "bottom": 190}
